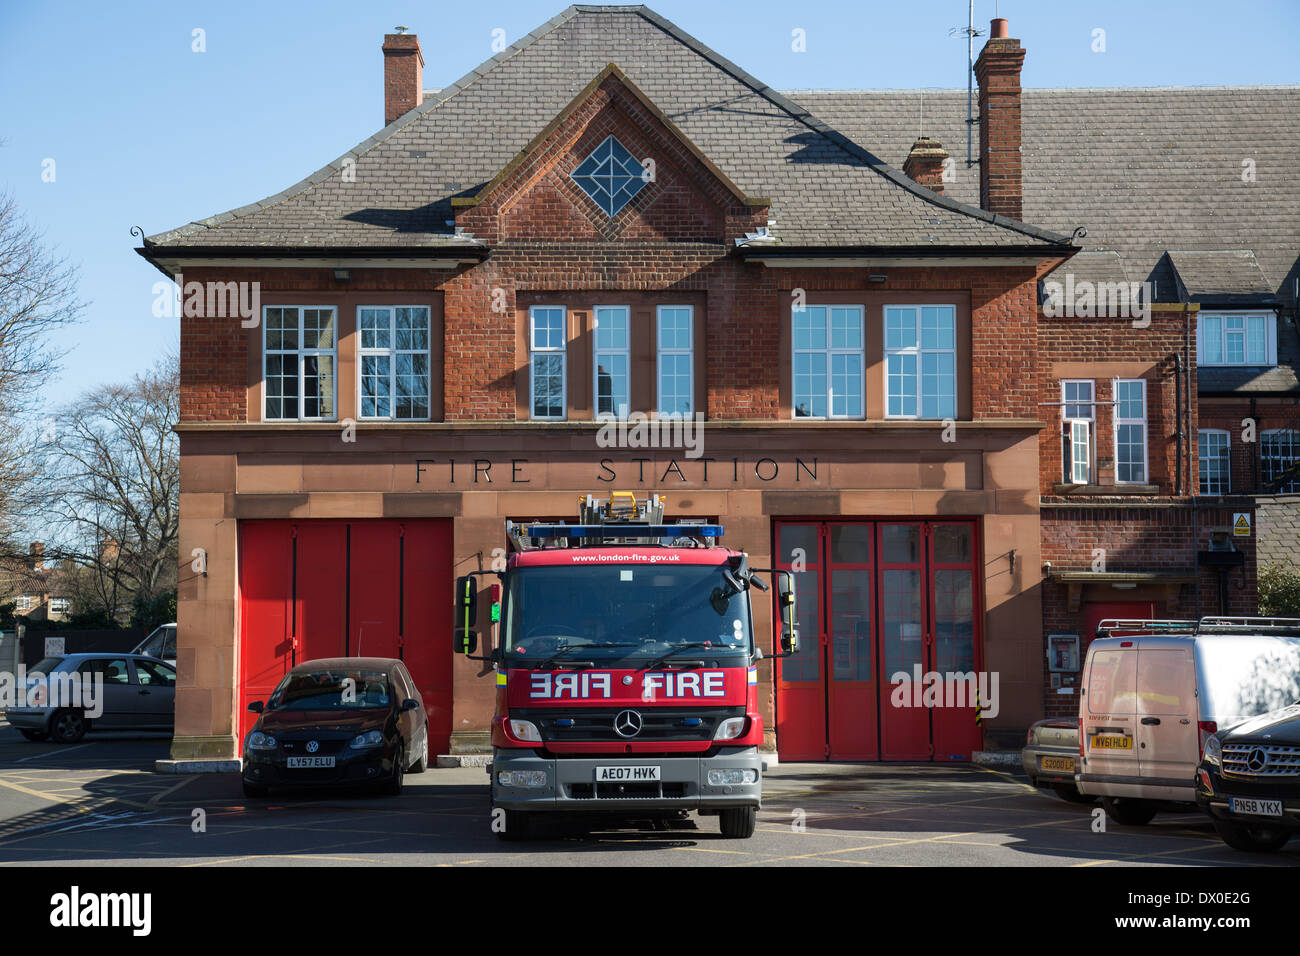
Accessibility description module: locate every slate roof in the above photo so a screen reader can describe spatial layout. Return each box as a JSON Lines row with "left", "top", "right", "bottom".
{"left": 144, "top": 5, "right": 1071, "bottom": 252}
{"left": 784, "top": 86, "right": 1300, "bottom": 306}
{"left": 1165, "top": 250, "right": 1275, "bottom": 304}
{"left": 787, "top": 85, "right": 1300, "bottom": 395}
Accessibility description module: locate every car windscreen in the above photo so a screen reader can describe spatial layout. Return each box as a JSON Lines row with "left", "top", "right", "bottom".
{"left": 28, "top": 657, "right": 64, "bottom": 676}
{"left": 137, "top": 625, "right": 176, "bottom": 658}
{"left": 503, "top": 562, "right": 753, "bottom": 666}
{"left": 268, "top": 670, "right": 393, "bottom": 710}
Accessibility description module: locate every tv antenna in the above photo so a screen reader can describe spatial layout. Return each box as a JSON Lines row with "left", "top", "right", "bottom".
{"left": 948, "top": 1, "right": 986, "bottom": 168}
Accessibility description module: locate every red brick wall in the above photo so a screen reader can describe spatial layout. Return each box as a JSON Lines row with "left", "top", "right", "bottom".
{"left": 1199, "top": 397, "right": 1300, "bottom": 494}
{"left": 1037, "top": 312, "right": 1196, "bottom": 494}
{"left": 382, "top": 34, "right": 422, "bottom": 127}
{"left": 974, "top": 36, "right": 1025, "bottom": 221}
{"left": 1038, "top": 502, "right": 1258, "bottom": 718}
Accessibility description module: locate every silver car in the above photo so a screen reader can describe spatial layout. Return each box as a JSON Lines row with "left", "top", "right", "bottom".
{"left": 4, "top": 653, "right": 176, "bottom": 743}
{"left": 1022, "top": 718, "right": 1092, "bottom": 803}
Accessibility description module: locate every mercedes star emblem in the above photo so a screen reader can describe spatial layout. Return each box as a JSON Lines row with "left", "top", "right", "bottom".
{"left": 1247, "top": 747, "right": 1269, "bottom": 772}
{"left": 613, "top": 710, "right": 643, "bottom": 737}
{"left": 306, "top": 740, "right": 320, "bottom": 753}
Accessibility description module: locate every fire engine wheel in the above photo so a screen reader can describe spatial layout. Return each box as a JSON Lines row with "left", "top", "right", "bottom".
{"left": 1212, "top": 819, "right": 1291, "bottom": 853}
{"left": 50, "top": 709, "right": 88, "bottom": 744}
{"left": 19, "top": 729, "right": 48, "bottom": 742}
{"left": 497, "top": 809, "right": 535, "bottom": 841}
{"left": 1101, "top": 796, "right": 1159, "bottom": 826}
{"left": 719, "top": 806, "right": 757, "bottom": 839}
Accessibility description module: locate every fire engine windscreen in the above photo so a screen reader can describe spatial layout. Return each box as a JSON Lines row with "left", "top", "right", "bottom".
{"left": 504, "top": 564, "right": 753, "bottom": 665}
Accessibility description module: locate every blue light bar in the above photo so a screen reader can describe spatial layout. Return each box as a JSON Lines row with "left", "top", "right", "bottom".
{"left": 521, "top": 523, "right": 724, "bottom": 540}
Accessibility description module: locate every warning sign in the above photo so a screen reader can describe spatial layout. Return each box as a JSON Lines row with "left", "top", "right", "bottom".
{"left": 1233, "top": 513, "right": 1252, "bottom": 537}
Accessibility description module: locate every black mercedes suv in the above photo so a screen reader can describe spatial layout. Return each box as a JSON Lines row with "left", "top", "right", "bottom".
{"left": 1197, "top": 703, "right": 1300, "bottom": 852}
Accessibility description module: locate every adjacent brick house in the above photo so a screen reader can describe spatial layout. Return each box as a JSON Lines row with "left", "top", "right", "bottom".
{"left": 0, "top": 543, "right": 72, "bottom": 624}
{"left": 797, "top": 61, "right": 1299, "bottom": 720}
{"left": 140, "top": 6, "right": 1297, "bottom": 762}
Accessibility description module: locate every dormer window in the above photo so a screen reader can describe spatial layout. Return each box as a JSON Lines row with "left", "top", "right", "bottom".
{"left": 571, "top": 135, "right": 646, "bottom": 216}
{"left": 1198, "top": 312, "right": 1276, "bottom": 366}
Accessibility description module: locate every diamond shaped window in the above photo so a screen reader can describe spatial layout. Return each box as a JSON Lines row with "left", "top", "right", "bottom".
{"left": 570, "top": 135, "right": 646, "bottom": 216}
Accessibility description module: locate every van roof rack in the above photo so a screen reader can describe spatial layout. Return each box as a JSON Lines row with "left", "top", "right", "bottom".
{"left": 505, "top": 492, "right": 724, "bottom": 550}
{"left": 1197, "top": 616, "right": 1300, "bottom": 635}
{"left": 1095, "top": 616, "right": 1300, "bottom": 638}
{"left": 1095, "top": 619, "right": 1197, "bottom": 638}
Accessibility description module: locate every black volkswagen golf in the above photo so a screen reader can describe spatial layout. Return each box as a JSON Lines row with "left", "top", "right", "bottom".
{"left": 1197, "top": 703, "right": 1300, "bottom": 852}
{"left": 242, "top": 658, "right": 429, "bottom": 798}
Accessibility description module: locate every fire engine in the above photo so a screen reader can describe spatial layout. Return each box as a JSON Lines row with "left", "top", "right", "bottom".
{"left": 454, "top": 492, "right": 798, "bottom": 840}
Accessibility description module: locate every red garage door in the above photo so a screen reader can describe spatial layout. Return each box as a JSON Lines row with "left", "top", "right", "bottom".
{"left": 237, "top": 520, "right": 453, "bottom": 752}
{"left": 774, "top": 520, "right": 983, "bottom": 762}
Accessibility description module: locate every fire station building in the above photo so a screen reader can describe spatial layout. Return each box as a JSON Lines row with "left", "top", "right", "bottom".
{"left": 141, "top": 6, "right": 1299, "bottom": 765}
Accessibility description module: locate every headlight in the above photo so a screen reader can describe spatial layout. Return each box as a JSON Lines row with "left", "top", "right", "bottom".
{"left": 708, "top": 769, "right": 758, "bottom": 786}
{"left": 508, "top": 719, "right": 542, "bottom": 742}
{"left": 497, "top": 770, "right": 548, "bottom": 788}
{"left": 349, "top": 731, "right": 385, "bottom": 749}
{"left": 1203, "top": 734, "right": 1222, "bottom": 767}
{"left": 713, "top": 716, "right": 748, "bottom": 740}
{"left": 248, "top": 732, "right": 277, "bottom": 751}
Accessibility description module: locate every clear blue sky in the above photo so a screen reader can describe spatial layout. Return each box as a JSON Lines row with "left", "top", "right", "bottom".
{"left": 2, "top": 0, "right": 1297, "bottom": 411}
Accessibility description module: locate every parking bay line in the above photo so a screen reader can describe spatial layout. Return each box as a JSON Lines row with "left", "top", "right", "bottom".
{"left": 146, "top": 775, "right": 199, "bottom": 808}
{"left": 0, "top": 776, "right": 156, "bottom": 814}
{"left": 737, "top": 817, "right": 1227, "bottom": 866}
{"left": 733, "top": 810, "right": 1140, "bottom": 864}
{"left": 12, "top": 744, "right": 92, "bottom": 764}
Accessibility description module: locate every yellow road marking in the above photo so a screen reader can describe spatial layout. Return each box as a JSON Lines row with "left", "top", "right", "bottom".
{"left": 147, "top": 776, "right": 198, "bottom": 808}
{"left": 672, "top": 845, "right": 753, "bottom": 855}
{"left": 974, "top": 764, "right": 1040, "bottom": 793}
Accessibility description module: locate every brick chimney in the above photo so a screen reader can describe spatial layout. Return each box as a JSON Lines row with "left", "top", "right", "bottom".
{"left": 974, "top": 17, "right": 1025, "bottom": 220}
{"left": 903, "top": 137, "right": 950, "bottom": 194}
{"left": 29, "top": 541, "right": 43, "bottom": 571}
{"left": 382, "top": 31, "right": 424, "bottom": 126}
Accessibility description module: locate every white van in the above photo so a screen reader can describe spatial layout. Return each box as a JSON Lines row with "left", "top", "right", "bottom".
{"left": 1077, "top": 617, "right": 1300, "bottom": 825}
{"left": 132, "top": 623, "right": 177, "bottom": 668}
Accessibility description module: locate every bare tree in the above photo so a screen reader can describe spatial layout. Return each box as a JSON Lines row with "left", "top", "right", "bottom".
{"left": 34, "top": 356, "right": 179, "bottom": 619}
{"left": 0, "top": 191, "right": 85, "bottom": 544}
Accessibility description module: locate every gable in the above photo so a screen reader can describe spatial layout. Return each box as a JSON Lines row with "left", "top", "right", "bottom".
{"left": 453, "top": 66, "right": 761, "bottom": 245}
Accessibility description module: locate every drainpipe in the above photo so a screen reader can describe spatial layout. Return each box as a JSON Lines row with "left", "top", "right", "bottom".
{"left": 1174, "top": 353, "right": 1184, "bottom": 497}
{"left": 1250, "top": 396, "right": 1259, "bottom": 491}
{"left": 1187, "top": 304, "right": 1199, "bottom": 613}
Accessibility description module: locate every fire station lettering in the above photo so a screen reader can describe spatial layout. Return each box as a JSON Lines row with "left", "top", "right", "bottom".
{"left": 528, "top": 671, "right": 726, "bottom": 699}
